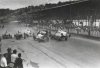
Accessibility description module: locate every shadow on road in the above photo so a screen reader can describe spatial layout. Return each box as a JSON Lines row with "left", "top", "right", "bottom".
{"left": 30, "top": 60, "right": 39, "bottom": 68}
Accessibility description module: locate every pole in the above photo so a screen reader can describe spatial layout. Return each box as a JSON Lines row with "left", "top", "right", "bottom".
{"left": 0, "top": 37, "right": 2, "bottom": 54}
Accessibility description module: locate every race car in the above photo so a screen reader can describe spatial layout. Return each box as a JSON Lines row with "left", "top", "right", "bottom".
{"left": 14, "top": 32, "right": 23, "bottom": 40}
{"left": 33, "top": 30, "right": 49, "bottom": 42}
{"left": 2, "top": 34, "right": 12, "bottom": 39}
{"left": 50, "top": 30, "right": 69, "bottom": 41}
{"left": 24, "top": 29, "right": 32, "bottom": 36}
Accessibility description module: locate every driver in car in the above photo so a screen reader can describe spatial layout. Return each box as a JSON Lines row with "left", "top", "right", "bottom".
{"left": 36, "top": 33, "right": 43, "bottom": 39}
{"left": 57, "top": 29, "right": 67, "bottom": 37}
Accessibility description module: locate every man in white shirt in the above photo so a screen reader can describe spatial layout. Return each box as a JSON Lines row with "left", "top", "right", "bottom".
{"left": 0, "top": 54, "right": 7, "bottom": 68}
{"left": 11, "top": 49, "right": 18, "bottom": 63}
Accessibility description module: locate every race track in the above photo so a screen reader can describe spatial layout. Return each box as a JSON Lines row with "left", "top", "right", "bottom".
{"left": 1, "top": 21, "right": 100, "bottom": 68}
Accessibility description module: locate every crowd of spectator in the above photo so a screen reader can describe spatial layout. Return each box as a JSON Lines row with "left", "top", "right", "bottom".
{"left": 0, "top": 48, "right": 23, "bottom": 68}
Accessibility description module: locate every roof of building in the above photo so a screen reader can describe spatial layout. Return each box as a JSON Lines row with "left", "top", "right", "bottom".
{"left": 40, "top": 0, "right": 88, "bottom": 11}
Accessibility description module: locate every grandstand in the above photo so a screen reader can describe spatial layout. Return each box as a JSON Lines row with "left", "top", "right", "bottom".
{"left": 36, "top": 0, "right": 100, "bottom": 26}
{"left": 35, "top": 0, "right": 100, "bottom": 37}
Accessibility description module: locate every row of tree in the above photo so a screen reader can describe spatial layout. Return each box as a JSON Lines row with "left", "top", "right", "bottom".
{"left": 0, "top": 9, "right": 13, "bottom": 17}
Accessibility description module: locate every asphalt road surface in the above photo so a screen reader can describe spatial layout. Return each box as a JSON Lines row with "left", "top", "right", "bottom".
{"left": 1, "top": 36, "right": 100, "bottom": 68}
{"left": 1, "top": 21, "right": 100, "bottom": 68}
{"left": 28, "top": 37, "right": 100, "bottom": 68}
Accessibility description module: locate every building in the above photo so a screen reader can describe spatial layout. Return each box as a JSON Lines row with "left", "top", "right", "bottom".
{"left": 36, "top": 0, "right": 100, "bottom": 27}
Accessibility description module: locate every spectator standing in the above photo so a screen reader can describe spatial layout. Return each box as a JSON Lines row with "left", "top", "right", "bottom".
{"left": 11, "top": 49, "right": 17, "bottom": 67}
{"left": 0, "top": 54, "right": 7, "bottom": 68}
{"left": 5, "top": 48, "right": 12, "bottom": 65}
{"left": 15, "top": 53, "right": 23, "bottom": 68}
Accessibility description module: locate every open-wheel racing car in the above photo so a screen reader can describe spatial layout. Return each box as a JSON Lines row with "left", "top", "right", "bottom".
{"left": 33, "top": 30, "right": 49, "bottom": 42}
{"left": 50, "top": 30, "right": 70, "bottom": 41}
{"left": 14, "top": 33, "right": 23, "bottom": 40}
{"left": 2, "top": 33, "right": 12, "bottom": 39}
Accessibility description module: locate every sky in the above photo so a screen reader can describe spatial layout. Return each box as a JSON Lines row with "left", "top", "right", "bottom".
{"left": 0, "top": 0, "right": 71, "bottom": 10}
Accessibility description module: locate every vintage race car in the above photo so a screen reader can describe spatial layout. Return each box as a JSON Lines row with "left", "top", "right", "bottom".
{"left": 2, "top": 34, "right": 12, "bottom": 39}
{"left": 14, "top": 33, "right": 23, "bottom": 40}
{"left": 50, "top": 30, "right": 69, "bottom": 41}
{"left": 24, "top": 29, "right": 32, "bottom": 36}
{"left": 33, "top": 30, "right": 49, "bottom": 42}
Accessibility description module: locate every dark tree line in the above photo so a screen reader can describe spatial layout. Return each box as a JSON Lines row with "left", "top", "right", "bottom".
{"left": 0, "top": 9, "right": 14, "bottom": 24}
{"left": 0, "top": 9, "right": 13, "bottom": 17}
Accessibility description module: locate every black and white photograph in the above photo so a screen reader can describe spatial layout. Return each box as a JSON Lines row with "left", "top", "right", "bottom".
{"left": 0, "top": 0, "right": 100, "bottom": 68}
